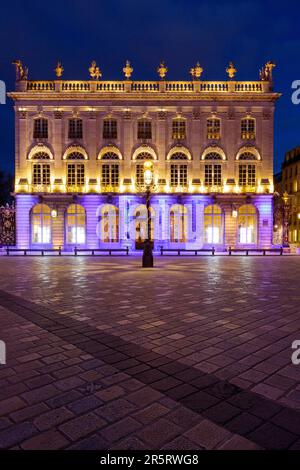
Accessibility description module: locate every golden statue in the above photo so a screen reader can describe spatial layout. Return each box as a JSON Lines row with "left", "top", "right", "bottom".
{"left": 89, "top": 61, "right": 102, "bottom": 80}
{"left": 157, "top": 61, "right": 168, "bottom": 79}
{"left": 260, "top": 61, "right": 276, "bottom": 81}
{"left": 55, "top": 61, "right": 64, "bottom": 78}
{"left": 190, "top": 62, "right": 203, "bottom": 79}
{"left": 12, "top": 60, "right": 28, "bottom": 81}
{"left": 226, "top": 62, "right": 237, "bottom": 79}
{"left": 123, "top": 60, "right": 133, "bottom": 79}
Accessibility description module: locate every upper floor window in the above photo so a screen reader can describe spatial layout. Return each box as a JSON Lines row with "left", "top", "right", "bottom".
{"left": 207, "top": 118, "right": 220, "bottom": 140}
{"left": 69, "top": 119, "right": 83, "bottom": 139}
{"left": 138, "top": 120, "right": 152, "bottom": 140}
{"left": 238, "top": 164, "right": 256, "bottom": 187}
{"left": 103, "top": 119, "right": 117, "bottom": 139}
{"left": 134, "top": 152, "right": 154, "bottom": 187}
{"left": 172, "top": 119, "right": 186, "bottom": 140}
{"left": 67, "top": 163, "right": 85, "bottom": 187}
{"left": 32, "top": 163, "right": 51, "bottom": 186}
{"left": 101, "top": 152, "right": 120, "bottom": 189}
{"left": 31, "top": 151, "right": 51, "bottom": 160}
{"left": 33, "top": 118, "right": 48, "bottom": 139}
{"left": 204, "top": 164, "right": 222, "bottom": 187}
{"left": 241, "top": 118, "right": 255, "bottom": 140}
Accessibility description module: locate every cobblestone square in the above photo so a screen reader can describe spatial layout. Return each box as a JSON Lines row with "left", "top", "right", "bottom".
{"left": 0, "top": 256, "right": 299, "bottom": 450}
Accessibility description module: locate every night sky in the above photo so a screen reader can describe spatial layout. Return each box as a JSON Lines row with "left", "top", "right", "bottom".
{"left": 0, "top": 0, "right": 300, "bottom": 175}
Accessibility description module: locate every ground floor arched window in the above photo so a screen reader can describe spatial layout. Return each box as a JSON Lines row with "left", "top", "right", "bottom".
{"left": 204, "top": 204, "right": 223, "bottom": 244}
{"left": 134, "top": 205, "right": 154, "bottom": 249}
{"left": 238, "top": 204, "right": 257, "bottom": 244}
{"left": 66, "top": 204, "right": 86, "bottom": 244}
{"left": 170, "top": 204, "right": 187, "bottom": 242}
{"left": 31, "top": 203, "right": 51, "bottom": 244}
{"left": 101, "top": 204, "right": 119, "bottom": 242}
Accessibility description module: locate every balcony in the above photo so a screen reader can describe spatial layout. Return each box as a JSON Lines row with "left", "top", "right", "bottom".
{"left": 19, "top": 80, "right": 272, "bottom": 95}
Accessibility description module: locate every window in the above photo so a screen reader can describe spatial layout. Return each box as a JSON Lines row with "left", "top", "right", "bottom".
{"left": 238, "top": 204, "right": 257, "bottom": 244}
{"left": 138, "top": 120, "right": 152, "bottom": 139}
{"left": 33, "top": 118, "right": 48, "bottom": 139}
{"left": 172, "top": 119, "right": 186, "bottom": 140}
{"left": 66, "top": 152, "right": 85, "bottom": 160}
{"left": 31, "top": 152, "right": 51, "bottom": 160}
{"left": 204, "top": 164, "right": 222, "bottom": 186}
{"left": 239, "top": 164, "right": 256, "bottom": 187}
{"left": 103, "top": 119, "right": 117, "bottom": 139}
{"left": 101, "top": 164, "right": 119, "bottom": 188}
{"left": 170, "top": 204, "right": 187, "bottom": 243}
{"left": 204, "top": 205, "right": 223, "bottom": 244}
{"left": 134, "top": 205, "right": 154, "bottom": 245}
{"left": 67, "top": 163, "right": 85, "bottom": 187}
{"left": 207, "top": 118, "right": 220, "bottom": 139}
{"left": 135, "top": 152, "right": 154, "bottom": 187}
{"left": 101, "top": 205, "right": 119, "bottom": 243}
{"left": 66, "top": 204, "right": 86, "bottom": 244}
{"left": 32, "top": 163, "right": 50, "bottom": 186}
{"left": 31, "top": 204, "right": 51, "bottom": 244}
{"left": 241, "top": 118, "right": 255, "bottom": 140}
{"left": 170, "top": 164, "right": 188, "bottom": 188}
{"left": 69, "top": 119, "right": 83, "bottom": 139}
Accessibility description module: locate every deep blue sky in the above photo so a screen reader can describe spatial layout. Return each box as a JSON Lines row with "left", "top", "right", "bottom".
{"left": 1, "top": 0, "right": 300, "bottom": 174}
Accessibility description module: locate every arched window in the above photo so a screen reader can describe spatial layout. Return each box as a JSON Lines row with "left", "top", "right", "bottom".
{"left": 100, "top": 205, "right": 119, "bottom": 243}
{"left": 33, "top": 118, "right": 48, "bottom": 139}
{"left": 32, "top": 163, "right": 50, "bottom": 187}
{"left": 170, "top": 204, "right": 187, "bottom": 243}
{"left": 135, "top": 153, "right": 154, "bottom": 186}
{"left": 169, "top": 152, "right": 188, "bottom": 160}
{"left": 134, "top": 205, "right": 154, "bottom": 249}
{"left": 238, "top": 205, "right": 257, "bottom": 244}
{"left": 66, "top": 204, "right": 86, "bottom": 245}
{"left": 101, "top": 152, "right": 120, "bottom": 189}
{"left": 204, "top": 205, "right": 223, "bottom": 244}
{"left": 169, "top": 154, "right": 188, "bottom": 189}
{"left": 204, "top": 152, "right": 222, "bottom": 160}
{"left": 241, "top": 118, "right": 255, "bottom": 140}
{"left": 66, "top": 152, "right": 85, "bottom": 160}
{"left": 31, "top": 204, "right": 51, "bottom": 244}
{"left": 31, "top": 152, "right": 51, "bottom": 160}
{"left": 239, "top": 152, "right": 257, "bottom": 160}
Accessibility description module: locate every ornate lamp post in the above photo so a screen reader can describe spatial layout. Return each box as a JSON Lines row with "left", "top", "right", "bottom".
{"left": 142, "top": 161, "right": 154, "bottom": 268}
{"left": 282, "top": 191, "right": 290, "bottom": 248}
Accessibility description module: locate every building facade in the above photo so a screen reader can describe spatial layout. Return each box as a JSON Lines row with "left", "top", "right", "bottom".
{"left": 9, "top": 61, "right": 280, "bottom": 251}
{"left": 280, "top": 146, "right": 300, "bottom": 245}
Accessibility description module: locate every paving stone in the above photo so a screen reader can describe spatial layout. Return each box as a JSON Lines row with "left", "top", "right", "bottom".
{"left": 11, "top": 403, "right": 49, "bottom": 423}
{"left": 0, "top": 422, "right": 37, "bottom": 448}
{"left": 68, "top": 433, "right": 108, "bottom": 450}
{"left": 95, "top": 398, "right": 136, "bottom": 422}
{"left": 34, "top": 407, "right": 74, "bottom": 431}
{"left": 248, "top": 422, "right": 297, "bottom": 450}
{"left": 21, "top": 429, "right": 69, "bottom": 450}
{"left": 184, "top": 419, "right": 232, "bottom": 449}
{"left": 67, "top": 396, "right": 103, "bottom": 415}
{"left": 218, "top": 434, "right": 261, "bottom": 450}
{"left": 137, "top": 418, "right": 182, "bottom": 448}
{"left": 133, "top": 403, "right": 169, "bottom": 424}
{"left": 59, "top": 412, "right": 106, "bottom": 441}
{"left": 0, "top": 396, "right": 26, "bottom": 417}
{"left": 226, "top": 412, "right": 262, "bottom": 435}
{"left": 99, "top": 417, "right": 141, "bottom": 443}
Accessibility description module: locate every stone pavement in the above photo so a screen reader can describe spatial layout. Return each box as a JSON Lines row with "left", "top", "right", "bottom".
{"left": 0, "top": 256, "right": 300, "bottom": 450}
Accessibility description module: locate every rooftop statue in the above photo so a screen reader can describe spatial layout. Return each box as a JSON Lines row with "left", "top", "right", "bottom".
{"left": 12, "top": 60, "right": 28, "bottom": 81}
{"left": 260, "top": 61, "right": 276, "bottom": 81}
{"left": 123, "top": 60, "right": 133, "bottom": 79}
{"left": 89, "top": 61, "right": 102, "bottom": 80}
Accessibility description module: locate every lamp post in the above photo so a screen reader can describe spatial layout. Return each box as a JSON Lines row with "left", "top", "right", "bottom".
{"left": 142, "top": 161, "right": 154, "bottom": 268}
{"left": 282, "top": 191, "right": 290, "bottom": 248}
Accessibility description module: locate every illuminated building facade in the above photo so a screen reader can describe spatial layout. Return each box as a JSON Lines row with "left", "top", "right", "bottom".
{"left": 281, "top": 146, "right": 300, "bottom": 244}
{"left": 9, "top": 60, "right": 280, "bottom": 251}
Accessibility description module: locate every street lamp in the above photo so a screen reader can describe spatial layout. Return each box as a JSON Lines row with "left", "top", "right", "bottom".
{"left": 142, "top": 161, "right": 154, "bottom": 268}
{"left": 282, "top": 191, "right": 290, "bottom": 248}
